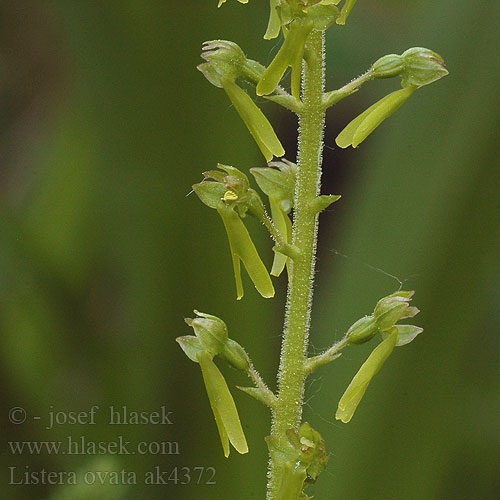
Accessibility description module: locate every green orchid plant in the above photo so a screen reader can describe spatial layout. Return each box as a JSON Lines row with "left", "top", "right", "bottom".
{"left": 178, "top": 1, "right": 447, "bottom": 498}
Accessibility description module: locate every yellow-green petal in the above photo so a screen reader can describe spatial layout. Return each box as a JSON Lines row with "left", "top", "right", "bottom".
{"left": 336, "top": 328, "right": 398, "bottom": 423}
{"left": 336, "top": 0, "right": 358, "bottom": 25}
{"left": 197, "top": 350, "right": 248, "bottom": 456}
{"left": 264, "top": 0, "right": 281, "bottom": 40}
{"left": 223, "top": 80, "right": 285, "bottom": 161}
{"left": 257, "top": 21, "right": 312, "bottom": 100}
{"left": 217, "top": 202, "right": 275, "bottom": 299}
{"left": 352, "top": 87, "right": 416, "bottom": 147}
{"left": 335, "top": 86, "right": 416, "bottom": 149}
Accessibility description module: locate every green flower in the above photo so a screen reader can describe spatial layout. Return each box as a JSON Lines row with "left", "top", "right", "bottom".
{"left": 192, "top": 165, "right": 275, "bottom": 299}
{"left": 338, "top": 291, "right": 422, "bottom": 422}
{"left": 336, "top": 47, "right": 447, "bottom": 148}
{"left": 198, "top": 41, "right": 285, "bottom": 161}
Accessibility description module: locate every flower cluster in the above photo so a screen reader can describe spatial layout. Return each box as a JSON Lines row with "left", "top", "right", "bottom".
{"left": 266, "top": 422, "right": 329, "bottom": 499}
{"left": 336, "top": 291, "right": 423, "bottom": 423}
{"left": 336, "top": 47, "right": 448, "bottom": 148}
{"left": 177, "top": 311, "right": 251, "bottom": 456}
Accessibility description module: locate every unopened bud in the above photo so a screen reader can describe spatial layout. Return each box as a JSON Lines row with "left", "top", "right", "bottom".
{"left": 201, "top": 40, "right": 247, "bottom": 83}
{"left": 401, "top": 47, "right": 448, "bottom": 88}
{"left": 373, "top": 291, "right": 418, "bottom": 332}
{"left": 186, "top": 311, "right": 228, "bottom": 355}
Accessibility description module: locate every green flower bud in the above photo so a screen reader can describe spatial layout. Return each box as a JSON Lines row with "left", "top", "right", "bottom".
{"left": 222, "top": 338, "right": 251, "bottom": 371}
{"left": 266, "top": 428, "right": 307, "bottom": 497}
{"left": 294, "top": 422, "right": 328, "bottom": 481}
{"left": 267, "top": 422, "right": 328, "bottom": 497}
{"left": 201, "top": 40, "right": 247, "bottom": 83}
{"left": 346, "top": 315, "right": 378, "bottom": 344}
{"left": 197, "top": 350, "right": 248, "bottom": 457}
{"left": 176, "top": 335, "right": 204, "bottom": 363}
{"left": 185, "top": 310, "right": 228, "bottom": 356}
{"left": 374, "top": 300, "right": 409, "bottom": 331}
{"left": 401, "top": 47, "right": 449, "bottom": 88}
{"left": 336, "top": 328, "right": 398, "bottom": 423}
{"left": 266, "top": 434, "right": 300, "bottom": 465}
{"left": 371, "top": 54, "right": 405, "bottom": 79}
{"left": 216, "top": 202, "right": 275, "bottom": 300}
{"left": 335, "top": 86, "right": 416, "bottom": 148}
{"left": 373, "top": 291, "right": 419, "bottom": 332}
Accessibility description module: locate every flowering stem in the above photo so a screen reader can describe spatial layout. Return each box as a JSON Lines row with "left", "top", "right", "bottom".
{"left": 267, "top": 30, "right": 326, "bottom": 499}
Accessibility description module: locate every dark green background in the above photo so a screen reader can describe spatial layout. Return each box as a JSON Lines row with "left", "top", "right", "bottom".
{"left": 1, "top": 1, "right": 499, "bottom": 499}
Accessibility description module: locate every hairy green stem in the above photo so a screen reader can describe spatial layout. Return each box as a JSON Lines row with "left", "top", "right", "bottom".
{"left": 267, "top": 30, "right": 325, "bottom": 499}
{"left": 304, "top": 337, "right": 349, "bottom": 375}
{"left": 322, "top": 70, "right": 373, "bottom": 109}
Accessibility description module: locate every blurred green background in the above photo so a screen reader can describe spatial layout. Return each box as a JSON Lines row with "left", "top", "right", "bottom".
{"left": 1, "top": 1, "right": 499, "bottom": 499}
